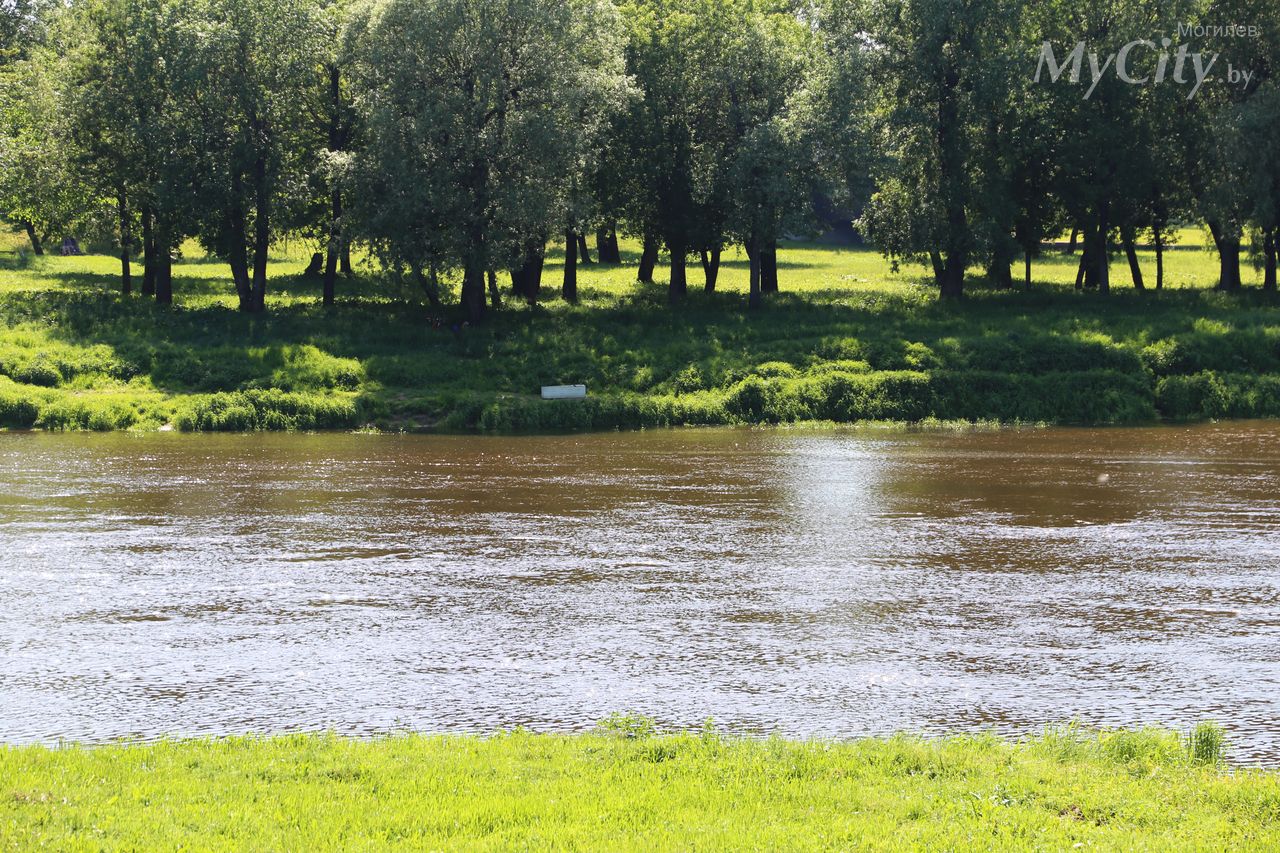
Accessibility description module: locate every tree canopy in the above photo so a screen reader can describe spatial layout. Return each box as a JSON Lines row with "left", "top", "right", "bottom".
{"left": 1, "top": 0, "right": 1277, "bottom": 310}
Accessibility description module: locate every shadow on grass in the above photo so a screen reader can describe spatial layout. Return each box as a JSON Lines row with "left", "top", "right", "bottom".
{"left": 3, "top": 249, "right": 1280, "bottom": 429}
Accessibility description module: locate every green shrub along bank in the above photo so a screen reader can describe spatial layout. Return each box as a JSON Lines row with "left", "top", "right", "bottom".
{"left": 2, "top": 244, "right": 1280, "bottom": 433}
{"left": 2, "top": 724, "right": 1273, "bottom": 850}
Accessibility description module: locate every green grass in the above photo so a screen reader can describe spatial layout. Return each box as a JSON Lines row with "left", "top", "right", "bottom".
{"left": 1, "top": 225, "right": 1279, "bottom": 432}
{"left": 2, "top": 724, "right": 1275, "bottom": 850}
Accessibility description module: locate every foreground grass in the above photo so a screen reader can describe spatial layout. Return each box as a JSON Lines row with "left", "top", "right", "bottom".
{"left": 1, "top": 725, "right": 1275, "bottom": 850}
{"left": 2, "top": 227, "right": 1279, "bottom": 432}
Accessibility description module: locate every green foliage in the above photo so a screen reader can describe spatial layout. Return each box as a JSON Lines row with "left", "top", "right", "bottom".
{"left": 348, "top": 0, "right": 626, "bottom": 320}
{"left": 1186, "top": 722, "right": 1227, "bottom": 766}
{"left": 3, "top": 243, "right": 1280, "bottom": 433}
{"left": 175, "top": 389, "right": 361, "bottom": 431}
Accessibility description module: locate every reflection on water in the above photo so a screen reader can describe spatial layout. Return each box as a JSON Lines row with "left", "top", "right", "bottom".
{"left": 1, "top": 424, "right": 1278, "bottom": 762}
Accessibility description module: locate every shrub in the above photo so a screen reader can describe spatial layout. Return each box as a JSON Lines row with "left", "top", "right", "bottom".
{"left": 176, "top": 390, "right": 361, "bottom": 432}
{"left": 263, "top": 345, "right": 364, "bottom": 392}
{"left": 0, "top": 384, "right": 40, "bottom": 427}
{"left": 751, "top": 361, "right": 799, "bottom": 379}
{"left": 1155, "top": 372, "right": 1230, "bottom": 419}
{"left": 800, "top": 370, "right": 933, "bottom": 421}
{"left": 669, "top": 363, "right": 707, "bottom": 393}
{"left": 1156, "top": 372, "right": 1280, "bottom": 419}
{"left": 13, "top": 357, "right": 62, "bottom": 387}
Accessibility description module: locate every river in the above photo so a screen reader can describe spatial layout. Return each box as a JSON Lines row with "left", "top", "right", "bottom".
{"left": 2, "top": 424, "right": 1278, "bottom": 761}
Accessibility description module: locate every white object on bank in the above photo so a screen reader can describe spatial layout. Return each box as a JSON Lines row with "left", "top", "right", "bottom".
{"left": 541, "top": 385, "right": 587, "bottom": 400}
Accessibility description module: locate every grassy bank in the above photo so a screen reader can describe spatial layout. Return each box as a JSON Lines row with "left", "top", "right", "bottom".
{"left": 1, "top": 724, "right": 1274, "bottom": 850}
{"left": 2, "top": 228, "right": 1279, "bottom": 432}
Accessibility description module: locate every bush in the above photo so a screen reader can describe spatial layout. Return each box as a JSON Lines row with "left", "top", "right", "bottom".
{"left": 798, "top": 370, "right": 933, "bottom": 421}
{"left": 933, "top": 370, "right": 1155, "bottom": 423}
{"left": 176, "top": 390, "right": 361, "bottom": 432}
{"left": 1156, "top": 372, "right": 1280, "bottom": 419}
{"left": 13, "top": 357, "right": 62, "bottom": 387}
{"left": 0, "top": 384, "right": 40, "bottom": 427}
{"left": 36, "top": 398, "right": 140, "bottom": 431}
{"left": 262, "top": 345, "right": 364, "bottom": 392}
{"left": 1155, "top": 372, "right": 1230, "bottom": 419}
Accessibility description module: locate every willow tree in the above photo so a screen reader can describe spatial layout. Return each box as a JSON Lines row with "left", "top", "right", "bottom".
{"left": 1, "top": 0, "right": 100, "bottom": 258}
{"left": 65, "top": 0, "right": 187, "bottom": 298}
{"left": 1184, "top": 0, "right": 1279, "bottom": 291}
{"left": 724, "top": 8, "right": 821, "bottom": 304}
{"left": 854, "top": 0, "right": 1019, "bottom": 299}
{"left": 615, "top": 0, "right": 742, "bottom": 303}
{"left": 0, "top": 46, "right": 96, "bottom": 257}
{"left": 173, "top": 0, "right": 324, "bottom": 312}
{"left": 348, "top": 0, "right": 625, "bottom": 323}
{"left": 1240, "top": 85, "right": 1280, "bottom": 290}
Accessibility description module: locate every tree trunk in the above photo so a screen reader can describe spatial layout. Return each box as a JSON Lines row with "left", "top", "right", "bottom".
{"left": 250, "top": 155, "right": 271, "bottom": 312}
{"left": 1154, "top": 225, "right": 1164, "bottom": 290}
{"left": 668, "top": 241, "right": 687, "bottom": 303}
{"left": 638, "top": 234, "right": 658, "bottom": 283}
{"left": 701, "top": 246, "right": 721, "bottom": 292}
{"left": 154, "top": 220, "right": 173, "bottom": 305}
{"left": 22, "top": 221, "right": 42, "bottom": 256}
{"left": 340, "top": 244, "right": 352, "bottom": 275}
{"left": 141, "top": 206, "right": 156, "bottom": 296}
{"left": 939, "top": 253, "right": 964, "bottom": 299}
{"left": 323, "top": 63, "right": 344, "bottom": 308}
{"left": 987, "top": 256, "right": 1012, "bottom": 289}
{"left": 512, "top": 239, "right": 544, "bottom": 303}
{"left": 487, "top": 268, "right": 501, "bottom": 309}
{"left": 761, "top": 240, "right": 778, "bottom": 293}
{"left": 227, "top": 183, "right": 253, "bottom": 311}
{"left": 1122, "top": 226, "right": 1144, "bottom": 290}
{"left": 1265, "top": 231, "right": 1278, "bottom": 292}
{"left": 117, "top": 191, "right": 132, "bottom": 296}
{"left": 1208, "top": 221, "right": 1242, "bottom": 291}
{"left": 596, "top": 223, "right": 621, "bottom": 264}
{"left": 748, "top": 235, "right": 762, "bottom": 310}
{"left": 1080, "top": 221, "right": 1100, "bottom": 290}
{"left": 414, "top": 266, "right": 442, "bottom": 308}
{"left": 462, "top": 260, "right": 486, "bottom": 324}
{"left": 1024, "top": 249, "right": 1032, "bottom": 290}
{"left": 930, "top": 251, "right": 945, "bottom": 285}
{"left": 562, "top": 229, "right": 578, "bottom": 304}
{"left": 323, "top": 188, "right": 342, "bottom": 307}
{"left": 1075, "top": 243, "right": 1088, "bottom": 290}
{"left": 1066, "top": 227, "right": 1078, "bottom": 254}
{"left": 1095, "top": 202, "right": 1110, "bottom": 294}
{"left": 576, "top": 233, "right": 593, "bottom": 264}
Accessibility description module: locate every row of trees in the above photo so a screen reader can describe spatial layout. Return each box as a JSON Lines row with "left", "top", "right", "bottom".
{"left": 1, "top": 0, "right": 1278, "bottom": 321}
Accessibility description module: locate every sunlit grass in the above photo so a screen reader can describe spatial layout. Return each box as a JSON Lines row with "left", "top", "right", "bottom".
{"left": 0, "top": 228, "right": 1278, "bottom": 432}
{"left": 1, "top": 724, "right": 1273, "bottom": 850}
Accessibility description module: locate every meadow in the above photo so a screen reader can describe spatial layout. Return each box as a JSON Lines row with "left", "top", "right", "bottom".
{"left": 1, "top": 723, "right": 1274, "bottom": 850}
{"left": 2, "top": 226, "right": 1279, "bottom": 432}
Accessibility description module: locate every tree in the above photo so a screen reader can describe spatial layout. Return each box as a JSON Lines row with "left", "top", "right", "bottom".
{"left": 616, "top": 0, "right": 744, "bottom": 303}
{"left": 348, "top": 0, "right": 625, "bottom": 323}
{"left": 63, "top": 0, "right": 211, "bottom": 304}
{"left": 855, "top": 0, "right": 1019, "bottom": 298}
{"left": 180, "top": 0, "right": 324, "bottom": 311}
{"left": 289, "top": 0, "right": 361, "bottom": 307}
{"left": 1239, "top": 85, "right": 1280, "bottom": 290}
{"left": 0, "top": 36, "right": 99, "bottom": 257}
{"left": 718, "top": 9, "right": 821, "bottom": 306}
{"left": 1181, "top": 0, "right": 1277, "bottom": 290}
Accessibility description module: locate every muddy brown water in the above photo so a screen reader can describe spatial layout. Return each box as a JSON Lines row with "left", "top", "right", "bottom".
{"left": 1, "top": 424, "right": 1278, "bottom": 762}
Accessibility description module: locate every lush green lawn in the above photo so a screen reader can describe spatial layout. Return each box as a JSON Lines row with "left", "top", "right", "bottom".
{"left": 1, "top": 725, "right": 1274, "bottom": 851}
{"left": 1, "top": 226, "right": 1279, "bottom": 432}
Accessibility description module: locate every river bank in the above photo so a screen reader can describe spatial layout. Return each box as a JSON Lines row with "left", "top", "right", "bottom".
{"left": 2, "top": 725, "right": 1272, "bottom": 850}
{"left": 2, "top": 239, "right": 1279, "bottom": 433}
